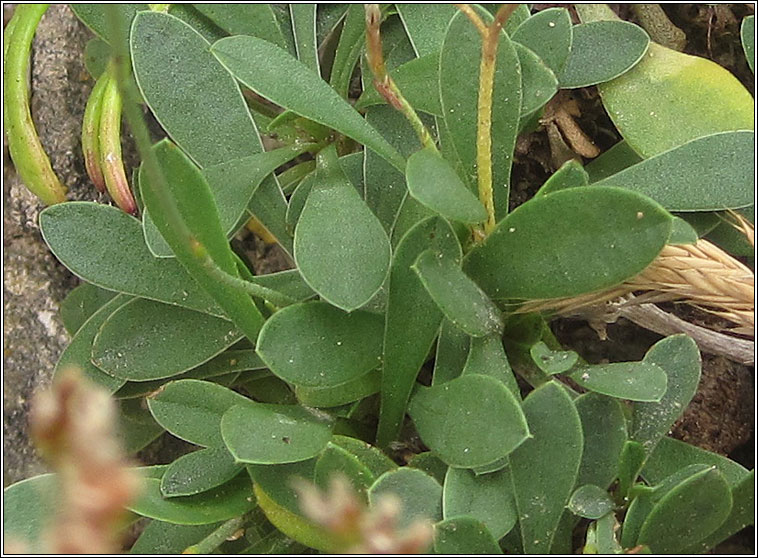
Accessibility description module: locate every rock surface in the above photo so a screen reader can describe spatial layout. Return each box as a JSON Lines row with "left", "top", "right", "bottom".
{"left": 3, "top": 5, "right": 103, "bottom": 487}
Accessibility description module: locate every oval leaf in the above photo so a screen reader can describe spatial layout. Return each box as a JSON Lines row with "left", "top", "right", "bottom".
{"left": 295, "top": 369, "right": 381, "bottom": 408}
{"left": 413, "top": 250, "right": 503, "bottom": 338}
{"left": 512, "top": 8, "right": 573, "bottom": 74}
{"left": 434, "top": 516, "right": 502, "bottom": 555}
{"left": 211, "top": 36, "right": 404, "bottom": 170}
{"left": 405, "top": 148, "right": 487, "bottom": 224}
{"left": 128, "top": 474, "right": 255, "bottom": 525}
{"left": 257, "top": 301, "right": 384, "bottom": 388}
{"left": 368, "top": 468, "right": 443, "bottom": 525}
{"left": 130, "top": 521, "right": 221, "bottom": 554}
{"left": 408, "top": 374, "right": 529, "bottom": 468}
{"left": 464, "top": 187, "right": 672, "bottom": 300}
{"left": 515, "top": 42, "right": 559, "bottom": 117}
{"left": 575, "top": 393, "right": 628, "bottom": 490}
{"left": 147, "top": 379, "right": 251, "bottom": 447}
{"left": 742, "top": 15, "right": 754, "bottom": 73}
{"left": 160, "top": 447, "right": 242, "bottom": 498}
{"left": 294, "top": 162, "right": 391, "bottom": 311}
{"left": 529, "top": 341, "right": 579, "bottom": 375}
{"left": 598, "top": 42, "right": 754, "bottom": 158}
{"left": 39, "top": 202, "right": 222, "bottom": 316}
{"left": 221, "top": 403, "right": 334, "bottom": 464}
{"left": 3, "top": 474, "right": 57, "bottom": 552}
{"left": 593, "top": 131, "right": 754, "bottom": 211}
{"left": 637, "top": 467, "right": 733, "bottom": 554}
{"left": 509, "top": 382, "right": 583, "bottom": 555}
{"left": 568, "top": 485, "right": 614, "bottom": 519}
{"left": 92, "top": 299, "right": 242, "bottom": 381}
{"left": 569, "top": 361, "right": 668, "bottom": 402}
{"left": 559, "top": 20, "right": 649, "bottom": 88}
{"left": 443, "top": 467, "right": 517, "bottom": 540}
{"left": 59, "top": 282, "right": 117, "bottom": 335}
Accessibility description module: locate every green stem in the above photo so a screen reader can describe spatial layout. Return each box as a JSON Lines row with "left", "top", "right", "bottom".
{"left": 364, "top": 4, "right": 437, "bottom": 152}
{"left": 99, "top": 64, "right": 137, "bottom": 215}
{"left": 183, "top": 516, "right": 246, "bottom": 554}
{"left": 3, "top": 4, "right": 67, "bottom": 205}
{"left": 82, "top": 70, "right": 109, "bottom": 192}
{"left": 631, "top": 4, "right": 686, "bottom": 51}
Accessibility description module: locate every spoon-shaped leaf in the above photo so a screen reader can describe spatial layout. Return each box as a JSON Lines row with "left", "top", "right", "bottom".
{"left": 558, "top": 20, "right": 649, "bottom": 88}
{"left": 575, "top": 393, "right": 628, "bottom": 490}
{"left": 568, "top": 485, "right": 614, "bottom": 519}
{"left": 512, "top": 8, "right": 573, "bottom": 74}
{"left": 535, "top": 159, "right": 588, "bottom": 197}
{"left": 408, "top": 374, "right": 529, "bottom": 468}
{"left": 443, "top": 467, "right": 517, "bottom": 540}
{"left": 294, "top": 149, "right": 391, "bottom": 311}
{"left": 193, "top": 5, "right": 289, "bottom": 50}
{"left": 130, "top": 521, "right": 222, "bottom": 555}
{"left": 221, "top": 403, "right": 334, "bottom": 464}
{"left": 396, "top": 4, "right": 458, "bottom": 57}
{"left": 515, "top": 42, "right": 559, "bottom": 117}
{"left": 377, "top": 217, "right": 462, "bottom": 447}
{"left": 211, "top": 36, "right": 404, "bottom": 170}
{"left": 434, "top": 517, "right": 502, "bottom": 554}
{"left": 569, "top": 361, "right": 668, "bottom": 402}
{"left": 413, "top": 250, "right": 503, "bottom": 337}
{"left": 39, "top": 202, "right": 222, "bottom": 316}
{"left": 462, "top": 335, "right": 519, "bottom": 397}
{"left": 464, "top": 187, "right": 672, "bottom": 300}
{"left": 256, "top": 301, "right": 384, "bottom": 388}
{"left": 147, "top": 379, "right": 251, "bottom": 447}
{"left": 356, "top": 54, "right": 441, "bottom": 115}
{"left": 58, "top": 282, "right": 117, "bottom": 335}
{"left": 128, "top": 474, "right": 255, "bottom": 525}
{"left": 405, "top": 147, "right": 488, "bottom": 224}
{"left": 529, "top": 341, "right": 579, "bottom": 375}
{"left": 368, "top": 468, "right": 443, "bottom": 525}
{"left": 631, "top": 335, "right": 701, "bottom": 452}
{"left": 742, "top": 16, "right": 754, "bottom": 73}
{"left": 92, "top": 299, "right": 242, "bottom": 382}
{"left": 509, "top": 382, "right": 583, "bottom": 555}
{"left": 593, "top": 131, "right": 754, "bottom": 211}
{"left": 160, "top": 447, "right": 242, "bottom": 498}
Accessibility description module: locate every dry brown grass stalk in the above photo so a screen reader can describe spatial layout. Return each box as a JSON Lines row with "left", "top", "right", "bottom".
{"left": 518, "top": 238, "right": 755, "bottom": 338}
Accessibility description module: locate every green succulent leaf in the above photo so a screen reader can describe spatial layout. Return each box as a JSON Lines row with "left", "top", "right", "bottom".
{"left": 574, "top": 393, "right": 628, "bottom": 490}
{"left": 221, "top": 403, "right": 334, "bottom": 464}
{"left": 408, "top": 374, "right": 529, "bottom": 468}
{"left": 509, "top": 382, "right": 583, "bottom": 555}
{"left": 593, "top": 131, "right": 754, "bottom": 211}
{"left": 434, "top": 516, "right": 502, "bottom": 554}
{"left": 408, "top": 452, "right": 449, "bottom": 485}
{"left": 512, "top": 8, "right": 573, "bottom": 74}
{"left": 71, "top": 4, "right": 148, "bottom": 51}
{"left": 160, "top": 447, "right": 242, "bottom": 498}
{"left": 464, "top": 187, "right": 672, "bottom": 300}
{"left": 642, "top": 436, "right": 750, "bottom": 488}
{"left": 395, "top": 4, "right": 458, "bottom": 57}
{"left": 147, "top": 379, "right": 251, "bottom": 447}
{"left": 569, "top": 361, "right": 668, "bottom": 402}
{"left": 257, "top": 301, "right": 384, "bottom": 388}
{"left": 329, "top": 4, "right": 365, "bottom": 98}
{"left": 118, "top": 398, "right": 165, "bottom": 454}
{"left": 130, "top": 521, "right": 221, "bottom": 555}
{"left": 2, "top": 474, "right": 57, "bottom": 552}
{"left": 58, "top": 282, "right": 117, "bottom": 335}
{"left": 295, "top": 369, "right": 381, "bottom": 408}
{"left": 54, "top": 294, "right": 131, "bottom": 392}
{"left": 568, "top": 485, "right": 614, "bottom": 519}
{"left": 558, "top": 20, "right": 649, "bottom": 88}
{"left": 331, "top": 435, "right": 397, "bottom": 478}
{"left": 462, "top": 335, "right": 519, "bottom": 397}
{"left": 314, "top": 442, "right": 375, "bottom": 497}
{"left": 535, "top": 159, "right": 589, "bottom": 197}
{"left": 39, "top": 202, "right": 222, "bottom": 316}
{"left": 636, "top": 466, "right": 733, "bottom": 554}
{"left": 741, "top": 15, "right": 755, "bottom": 73}
{"left": 293, "top": 150, "right": 391, "bottom": 311}
{"left": 529, "top": 341, "right": 579, "bottom": 375}
{"left": 596, "top": 42, "right": 754, "bottom": 158}
{"left": 193, "top": 5, "right": 289, "bottom": 50}
{"left": 377, "top": 217, "right": 461, "bottom": 447}
{"left": 290, "top": 4, "right": 319, "bottom": 73}
{"left": 432, "top": 319, "right": 470, "bottom": 385}
{"left": 406, "top": 147, "right": 488, "bottom": 224}
{"left": 128, "top": 474, "right": 255, "bottom": 525}
{"left": 631, "top": 335, "right": 701, "bottom": 453}
{"left": 413, "top": 250, "right": 503, "bottom": 338}
{"left": 443, "top": 466, "right": 517, "bottom": 540}
{"left": 368, "top": 468, "right": 443, "bottom": 525}
{"left": 91, "top": 299, "right": 241, "bottom": 382}
{"left": 211, "top": 36, "right": 405, "bottom": 170}
{"left": 515, "top": 42, "right": 559, "bottom": 117}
